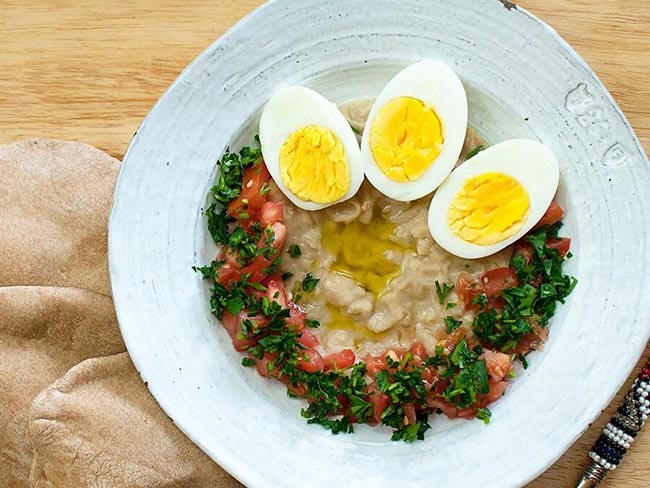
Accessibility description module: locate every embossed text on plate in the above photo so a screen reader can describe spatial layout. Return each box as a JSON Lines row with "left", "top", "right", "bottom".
{"left": 565, "top": 83, "right": 630, "bottom": 167}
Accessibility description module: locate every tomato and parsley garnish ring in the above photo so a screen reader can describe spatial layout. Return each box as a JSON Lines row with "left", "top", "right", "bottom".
{"left": 195, "top": 141, "right": 576, "bottom": 442}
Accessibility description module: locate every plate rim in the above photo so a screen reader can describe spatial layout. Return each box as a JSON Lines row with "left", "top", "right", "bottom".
{"left": 108, "top": 1, "right": 650, "bottom": 486}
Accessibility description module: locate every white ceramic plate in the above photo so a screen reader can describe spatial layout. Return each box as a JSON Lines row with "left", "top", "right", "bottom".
{"left": 108, "top": 1, "right": 650, "bottom": 486}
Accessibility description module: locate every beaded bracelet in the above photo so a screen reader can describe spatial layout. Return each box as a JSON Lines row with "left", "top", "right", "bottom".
{"left": 576, "top": 359, "right": 649, "bottom": 487}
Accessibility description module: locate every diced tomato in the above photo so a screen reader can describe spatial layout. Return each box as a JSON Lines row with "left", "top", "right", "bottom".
{"left": 439, "top": 327, "right": 466, "bottom": 355}
{"left": 455, "top": 268, "right": 517, "bottom": 311}
{"left": 466, "top": 335, "right": 481, "bottom": 350}
{"left": 479, "top": 268, "right": 518, "bottom": 299}
{"left": 513, "top": 336, "right": 533, "bottom": 355}
{"left": 514, "top": 321, "right": 549, "bottom": 354}
{"left": 403, "top": 403, "right": 417, "bottom": 426}
{"left": 482, "top": 349, "right": 513, "bottom": 383}
{"left": 221, "top": 311, "right": 256, "bottom": 352}
{"left": 220, "top": 310, "right": 238, "bottom": 336}
{"left": 427, "top": 397, "right": 478, "bottom": 420}
{"left": 259, "top": 201, "right": 284, "bottom": 227}
{"left": 364, "top": 348, "right": 406, "bottom": 376}
{"left": 513, "top": 241, "right": 534, "bottom": 264}
{"left": 254, "top": 352, "right": 279, "bottom": 378}
{"left": 428, "top": 398, "right": 459, "bottom": 419}
{"left": 458, "top": 268, "right": 519, "bottom": 310}
{"left": 385, "top": 348, "right": 406, "bottom": 363}
{"left": 262, "top": 272, "right": 284, "bottom": 285}
{"left": 324, "top": 349, "right": 356, "bottom": 371}
{"left": 488, "top": 297, "right": 508, "bottom": 313}
{"left": 534, "top": 201, "right": 564, "bottom": 229}
{"left": 409, "top": 343, "right": 427, "bottom": 365}
{"left": 364, "top": 354, "right": 388, "bottom": 376}
{"left": 336, "top": 393, "right": 351, "bottom": 417}
{"left": 367, "top": 383, "right": 390, "bottom": 425}
{"left": 256, "top": 221, "right": 287, "bottom": 257}
{"left": 249, "top": 313, "right": 269, "bottom": 330}
{"left": 432, "top": 378, "right": 448, "bottom": 395}
{"left": 297, "top": 349, "right": 324, "bottom": 373}
{"left": 421, "top": 366, "right": 439, "bottom": 387}
{"left": 217, "top": 247, "right": 241, "bottom": 268}
{"left": 285, "top": 381, "right": 307, "bottom": 398}
{"left": 546, "top": 237, "right": 571, "bottom": 257}
{"left": 279, "top": 374, "right": 308, "bottom": 397}
{"left": 297, "top": 329, "right": 319, "bottom": 348}
{"left": 265, "top": 279, "right": 288, "bottom": 307}
{"left": 243, "top": 287, "right": 267, "bottom": 305}
{"left": 269, "top": 222, "right": 286, "bottom": 252}
{"left": 227, "top": 164, "right": 270, "bottom": 220}
{"left": 287, "top": 301, "right": 307, "bottom": 331}
{"left": 482, "top": 381, "right": 509, "bottom": 405}
{"left": 456, "top": 272, "right": 480, "bottom": 310}
{"left": 456, "top": 407, "right": 480, "bottom": 420}
{"left": 216, "top": 263, "right": 242, "bottom": 286}
{"left": 241, "top": 256, "right": 271, "bottom": 283}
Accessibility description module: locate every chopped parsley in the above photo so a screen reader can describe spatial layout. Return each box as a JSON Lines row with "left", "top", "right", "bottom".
{"left": 192, "top": 259, "right": 224, "bottom": 281}
{"left": 444, "top": 316, "right": 463, "bottom": 334}
{"left": 288, "top": 244, "right": 302, "bottom": 258}
{"left": 472, "top": 225, "right": 577, "bottom": 352}
{"left": 305, "top": 318, "right": 320, "bottom": 328}
{"left": 476, "top": 407, "right": 492, "bottom": 424}
{"left": 259, "top": 181, "right": 272, "bottom": 196}
{"left": 435, "top": 280, "right": 454, "bottom": 304}
{"left": 472, "top": 293, "right": 488, "bottom": 307}
{"left": 206, "top": 206, "right": 231, "bottom": 245}
{"left": 301, "top": 363, "right": 371, "bottom": 434}
{"left": 518, "top": 352, "right": 529, "bottom": 370}
{"left": 225, "top": 297, "right": 245, "bottom": 315}
{"left": 262, "top": 256, "right": 283, "bottom": 275}
{"left": 466, "top": 145, "right": 486, "bottom": 159}
{"left": 301, "top": 273, "right": 319, "bottom": 292}
{"left": 212, "top": 145, "right": 262, "bottom": 205}
{"left": 441, "top": 339, "right": 490, "bottom": 408}
{"left": 376, "top": 355, "right": 431, "bottom": 442}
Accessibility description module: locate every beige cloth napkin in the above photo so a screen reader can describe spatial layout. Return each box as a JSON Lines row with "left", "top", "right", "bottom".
{"left": 0, "top": 139, "right": 242, "bottom": 488}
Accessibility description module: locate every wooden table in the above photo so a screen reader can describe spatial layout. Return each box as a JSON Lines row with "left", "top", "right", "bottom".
{"left": 1, "top": 1, "right": 648, "bottom": 486}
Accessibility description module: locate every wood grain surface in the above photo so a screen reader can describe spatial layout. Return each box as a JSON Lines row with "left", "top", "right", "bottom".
{"left": 1, "top": 1, "right": 648, "bottom": 486}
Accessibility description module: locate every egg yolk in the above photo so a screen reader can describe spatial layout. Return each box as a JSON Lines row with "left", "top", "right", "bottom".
{"left": 279, "top": 125, "right": 350, "bottom": 204}
{"left": 369, "top": 97, "right": 444, "bottom": 182}
{"left": 447, "top": 172, "right": 530, "bottom": 245}
{"left": 320, "top": 213, "right": 403, "bottom": 296}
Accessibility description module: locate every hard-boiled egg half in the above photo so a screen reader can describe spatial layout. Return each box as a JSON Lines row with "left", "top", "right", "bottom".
{"left": 259, "top": 86, "right": 364, "bottom": 211}
{"left": 428, "top": 139, "right": 560, "bottom": 259}
{"left": 361, "top": 60, "right": 468, "bottom": 201}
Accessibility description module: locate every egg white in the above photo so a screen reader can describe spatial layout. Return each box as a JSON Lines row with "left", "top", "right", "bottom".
{"left": 259, "top": 86, "right": 364, "bottom": 211}
{"left": 361, "top": 60, "right": 468, "bottom": 202}
{"left": 428, "top": 139, "right": 560, "bottom": 259}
